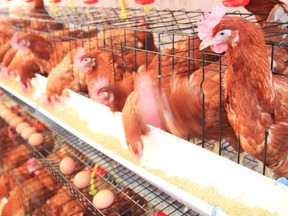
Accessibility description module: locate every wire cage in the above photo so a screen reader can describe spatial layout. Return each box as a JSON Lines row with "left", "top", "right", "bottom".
{"left": 0, "top": 122, "right": 33, "bottom": 170}
{"left": 0, "top": 89, "right": 200, "bottom": 215}
{"left": 2, "top": 168, "right": 66, "bottom": 215}
{"left": 0, "top": 4, "right": 287, "bottom": 215}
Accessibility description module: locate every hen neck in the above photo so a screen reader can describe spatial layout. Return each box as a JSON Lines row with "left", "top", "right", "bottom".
{"left": 224, "top": 36, "right": 282, "bottom": 162}
{"left": 226, "top": 41, "right": 276, "bottom": 105}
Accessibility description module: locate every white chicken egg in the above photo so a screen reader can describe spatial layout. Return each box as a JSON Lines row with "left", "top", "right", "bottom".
{"left": 73, "top": 170, "right": 91, "bottom": 189}
{"left": 93, "top": 189, "right": 114, "bottom": 209}
{"left": 9, "top": 116, "right": 24, "bottom": 128}
{"left": 0, "top": 102, "right": 7, "bottom": 108}
{"left": 0, "top": 102, "right": 6, "bottom": 109}
{"left": 59, "top": 157, "right": 75, "bottom": 175}
{"left": 16, "top": 122, "right": 31, "bottom": 133}
{"left": 0, "top": 109, "right": 12, "bottom": 118}
{"left": 21, "top": 127, "right": 36, "bottom": 140}
{"left": 28, "top": 133, "right": 44, "bottom": 146}
{"left": 4, "top": 113, "right": 17, "bottom": 123}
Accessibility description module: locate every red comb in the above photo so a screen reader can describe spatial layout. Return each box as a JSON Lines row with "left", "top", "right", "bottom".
{"left": 197, "top": 4, "right": 226, "bottom": 40}
{"left": 74, "top": 48, "right": 86, "bottom": 67}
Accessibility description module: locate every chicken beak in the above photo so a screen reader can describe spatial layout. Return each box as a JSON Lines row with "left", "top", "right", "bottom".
{"left": 199, "top": 37, "right": 220, "bottom": 50}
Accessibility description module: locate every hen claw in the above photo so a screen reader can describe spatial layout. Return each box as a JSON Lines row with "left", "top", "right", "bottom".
{"left": 0, "top": 67, "right": 10, "bottom": 79}
{"left": 20, "top": 82, "right": 32, "bottom": 93}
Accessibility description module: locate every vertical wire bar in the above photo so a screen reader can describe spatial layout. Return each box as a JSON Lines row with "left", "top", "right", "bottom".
{"left": 171, "top": 34, "right": 175, "bottom": 87}
{"left": 263, "top": 130, "right": 269, "bottom": 175}
{"left": 187, "top": 36, "right": 191, "bottom": 77}
{"left": 187, "top": 36, "right": 192, "bottom": 142}
{"left": 157, "top": 33, "right": 162, "bottom": 89}
{"left": 218, "top": 56, "right": 223, "bottom": 156}
{"left": 200, "top": 51, "right": 205, "bottom": 148}
{"left": 270, "top": 44, "right": 275, "bottom": 71}
{"left": 145, "top": 31, "right": 148, "bottom": 68}
{"left": 110, "top": 34, "right": 116, "bottom": 82}
{"left": 133, "top": 29, "right": 137, "bottom": 72}
{"left": 237, "top": 133, "right": 241, "bottom": 164}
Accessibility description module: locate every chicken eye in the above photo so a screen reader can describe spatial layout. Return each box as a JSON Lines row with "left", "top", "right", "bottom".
{"left": 99, "top": 91, "right": 109, "bottom": 99}
{"left": 19, "top": 39, "right": 29, "bottom": 48}
{"left": 217, "top": 30, "right": 232, "bottom": 38}
{"left": 82, "top": 58, "right": 91, "bottom": 64}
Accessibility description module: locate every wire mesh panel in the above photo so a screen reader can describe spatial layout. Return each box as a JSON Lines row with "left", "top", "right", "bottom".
{"left": 0, "top": 89, "right": 201, "bottom": 215}
{"left": 0, "top": 5, "right": 286, "bottom": 173}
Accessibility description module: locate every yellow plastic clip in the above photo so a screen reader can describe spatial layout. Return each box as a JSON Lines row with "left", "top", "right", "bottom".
{"left": 51, "top": 0, "right": 58, "bottom": 14}
{"left": 144, "top": 4, "right": 150, "bottom": 13}
{"left": 70, "top": 0, "right": 75, "bottom": 11}
{"left": 119, "top": 0, "right": 127, "bottom": 19}
{"left": 89, "top": 164, "right": 99, "bottom": 195}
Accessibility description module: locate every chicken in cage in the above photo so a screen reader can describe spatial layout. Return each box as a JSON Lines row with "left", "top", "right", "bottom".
{"left": 0, "top": 92, "right": 198, "bottom": 215}
{"left": 1, "top": 170, "right": 63, "bottom": 215}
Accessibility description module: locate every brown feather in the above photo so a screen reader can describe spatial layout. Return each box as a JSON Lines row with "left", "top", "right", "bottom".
{"left": 121, "top": 38, "right": 240, "bottom": 157}
{"left": 244, "top": 0, "right": 287, "bottom": 22}
{"left": 79, "top": 48, "right": 155, "bottom": 111}
{"left": 46, "top": 49, "right": 86, "bottom": 101}
{"left": 212, "top": 16, "right": 288, "bottom": 177}
{"left": 122, "top": 91, "right": 149, "bottom": 157}
{"left": 0, "top": 41, "right": 12, "bottom": 62}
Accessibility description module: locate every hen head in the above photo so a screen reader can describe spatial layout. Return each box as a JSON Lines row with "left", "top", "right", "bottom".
{"left": 90, "top": 76, "right": 113, "bottom": 107}
{"left": 74, "top": 48, "right": 96, "bottom": 73}
{"left": 198, "top": 4, "right": 264, "bottom": 53}
{"left": 10, "top": 33, "right": 30, "bottom": 50}
{"left": 222, "top": 0, "right": 250, "bottom": 7}
{"left": 201, "top": 17, "right": 266, "bottom": 53}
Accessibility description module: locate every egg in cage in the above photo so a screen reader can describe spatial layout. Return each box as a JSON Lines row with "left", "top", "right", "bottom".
{"left": 0, "top": 89, "right": 201, "bottom": 216}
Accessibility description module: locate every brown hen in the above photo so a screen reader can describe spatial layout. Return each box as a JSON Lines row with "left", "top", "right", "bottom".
{"left": 200, "top": 11, "right": 288, "bottom": 177}
{"left": 32, "top": 187, "right": 84, "bottom": 216}
{"left": 0, "top": 158, "right": 44, "bottom": 199}
{"left": 0, "top": 33, "right": 52, "bottom": 88}
{"left": 222, "top": 0, "right": 287, "bottom": 22}
{"left": 97, "top": 17, "right": 158, "bottom": 52}
{"left": 121, "top": 37, "right": 236, "bottom": 158}
{"left": 224, "top": 1, "right": 288, "bottom": 74}
{"left": 42, "top": 39, "right": 85, "bottom": 72}
{"left": 1, "top": 172, "right": 62, "bottom": 216}
{"left": 45, "top": 48, "right": 87, "bottom": 103}
{"left": 75, "top": 47, "right": 155, "bottom": 111}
